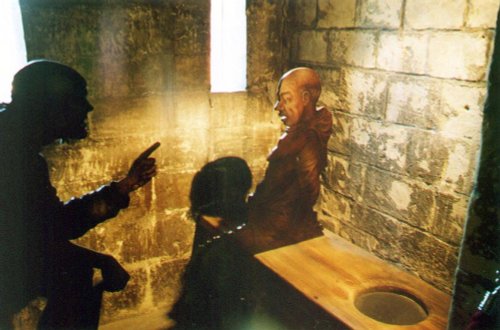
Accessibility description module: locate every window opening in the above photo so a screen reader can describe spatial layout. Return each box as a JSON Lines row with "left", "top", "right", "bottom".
{"left": 210, "top": 0, "right": 247, "bottom": 93}
{"left": 0, "top": 0, "right": 27, "bottom": 102}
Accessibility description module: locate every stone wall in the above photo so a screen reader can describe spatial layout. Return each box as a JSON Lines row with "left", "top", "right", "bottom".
{"left": 18, "top": 0, "right": 285, "bottom": 326}
{"left": 290, "top": 0, "right": 499, "bottom": 293}
{"left": 16, "top": 0, "right": 499, "bottom": 327}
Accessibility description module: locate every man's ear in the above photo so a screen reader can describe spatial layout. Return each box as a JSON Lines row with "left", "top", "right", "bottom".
{"left": 302, "top": 90, "right": 311, "bottom": 105}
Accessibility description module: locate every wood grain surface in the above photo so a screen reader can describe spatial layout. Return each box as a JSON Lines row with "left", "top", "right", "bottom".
{"left": 255, "top": 233, "right": 451, "bottom": 330}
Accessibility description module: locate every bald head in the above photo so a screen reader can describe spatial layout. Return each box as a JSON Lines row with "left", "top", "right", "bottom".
{"left": 274, "top": 67, "right": 322, "bottom": 127}
{"left": 279, "top": 67, "right": 321, "bottom": 104}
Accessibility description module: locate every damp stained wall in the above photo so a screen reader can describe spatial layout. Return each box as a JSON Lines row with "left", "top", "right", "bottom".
{"left": 18, "top": 0, "right": 287, "bottom": 326}
{"left": 15, "top": 0, "right": 499, "bottom": 327}
{"left": 292, "top": 0, "right": 498, "bottom": 295}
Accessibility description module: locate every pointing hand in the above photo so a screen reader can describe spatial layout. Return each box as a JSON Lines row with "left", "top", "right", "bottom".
{"left": 117, "top": 142, "right": 160, "bottom": 194}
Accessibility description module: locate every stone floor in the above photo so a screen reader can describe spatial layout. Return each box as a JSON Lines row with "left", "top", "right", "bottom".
{"left": 98, "top": 309, "right": 290, "bottom": 330}
{"left": 100, "top": 309, "right": 173, "bottom": 330}
{"left": 12, "top": 303, "right": 173, "bottom": 330}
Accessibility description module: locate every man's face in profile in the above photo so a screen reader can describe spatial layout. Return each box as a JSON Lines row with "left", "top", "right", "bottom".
{"left": 274, "top": 78, "right": 305, "bottom": 127}
{"left": 54, "top": 81, "right": 94, "bottom": 141}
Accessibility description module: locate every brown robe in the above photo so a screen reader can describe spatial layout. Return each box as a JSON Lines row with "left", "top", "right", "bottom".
{"left": 241, "top": 107, "right": 333, "bottom": 253}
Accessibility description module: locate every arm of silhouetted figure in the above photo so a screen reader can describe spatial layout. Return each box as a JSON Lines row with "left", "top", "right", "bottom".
{"left": 50, "top": 142, "right": 160, "bottom": 239}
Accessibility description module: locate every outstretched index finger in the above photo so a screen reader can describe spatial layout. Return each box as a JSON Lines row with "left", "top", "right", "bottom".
{"left": 137, "top": 142, "right": 161, "bottom": 160}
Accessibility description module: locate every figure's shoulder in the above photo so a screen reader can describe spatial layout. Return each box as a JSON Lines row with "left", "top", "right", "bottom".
{"left": 311, "top": 106, "right": 333, "bottom": 134}
{"left": 315, "top": 106, "right": 332, "bottom": 122}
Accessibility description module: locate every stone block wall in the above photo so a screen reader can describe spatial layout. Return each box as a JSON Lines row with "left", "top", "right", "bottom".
{"left": 21, "top": 0, "right": 210, "bottom": 97}
{"left": 16, "top": 0, "right": 499, "bottom": 327}
{"left": 18, "top": 0, "right": 285, "bottom": 326}
{"left": 290, "top": 0, "right": 499, "bottom": 293}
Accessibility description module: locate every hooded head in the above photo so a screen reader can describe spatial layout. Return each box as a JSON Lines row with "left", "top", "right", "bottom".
{"left": 10, "top": 60, "right": 93, "bottom": 145}
{"left": 190, "top": 157, "right": 252, "bottom": 226}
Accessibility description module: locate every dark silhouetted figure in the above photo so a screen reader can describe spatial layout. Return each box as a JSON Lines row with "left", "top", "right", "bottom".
{"left": 169, "top": 157, "right": 256, "bottom": 330}
{"left": 0, "top": 60, "right": 160, "bottom": 329}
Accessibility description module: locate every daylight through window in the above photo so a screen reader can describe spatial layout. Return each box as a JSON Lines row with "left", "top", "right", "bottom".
{"left": 210, "top": 0, "right": 247, "bottom": 93}
{"left": 0, "top": 1, "right": 27, "bottom": 102}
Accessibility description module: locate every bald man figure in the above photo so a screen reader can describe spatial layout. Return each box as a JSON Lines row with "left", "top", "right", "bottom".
{"left": 241, "top": 67, "right": 332, "bottom": 253}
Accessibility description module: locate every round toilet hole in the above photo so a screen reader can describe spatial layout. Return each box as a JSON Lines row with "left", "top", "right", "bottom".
{"left": 354, "top": 290, "right": 428, "bottom": 325}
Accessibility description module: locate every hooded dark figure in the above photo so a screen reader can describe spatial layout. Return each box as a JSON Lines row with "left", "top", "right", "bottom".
{"left": 0, "top": 60, "right": 159, "bottom": 329}
{"left": 169, "top": 157, "right": 257, "bottom": 330}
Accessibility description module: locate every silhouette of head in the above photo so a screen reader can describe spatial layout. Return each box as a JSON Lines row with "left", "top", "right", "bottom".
{"left": 274, "top": 67, "right": 321, "bottom": 127}
{"left": 190, "top": 157, "right": 252, "bottom": 225}
{"left": 10, "top": 60, "right": 93, "bottom": 144}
